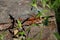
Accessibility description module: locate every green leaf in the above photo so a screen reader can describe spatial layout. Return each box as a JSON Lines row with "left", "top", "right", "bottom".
{"left": 32, "top": 0, "right": 37, "bottom": 4}
{"left": 46, "top": 4, "right": 50, "bottom": 8}
{"left": 26, "top": 27, "right": 31, "bottom": 31}
{"left": 42, "top": 0, "right": 46, "bottom": 7}
{"left": 36, "top": 11, "right": 42, "bottom": 18}
{"left": 51, "top": 0, "right": 60, "bottom": 10}
{"left": 31, "top": 3, "right": 37, "bottom": 8}
{"left": 0, "top": 34, "right": 4, "bottom": 40}
{"left": 41, "top": 0, "right": 48, "bottom": 7}
{"left": 31, "top": 0, "right": 37, "bottom": 8}
{"left": 27, "top": 38, "right": 32, "bottom": 40}
{"left": 41, "top": 0, "right": 50, "bottom": 8}
{"left": 18, "top": 31, "right": 25, "bottom": 36}
{"left": 54, "top": 32, "right": 60, "bottom": 40}
{"left": 17, "top": 20, "right": 22, "bottom": 28}
{"left": 31, "top": 23, "right": 39, "bottom": 26}
{"left": 42, "top": 9, "right": 48, "bottom": 13}
{"left": 43, "top": 16, "right": 49, "bottom": 26}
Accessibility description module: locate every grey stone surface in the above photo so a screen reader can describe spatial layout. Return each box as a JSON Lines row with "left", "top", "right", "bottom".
{"left": 0, "top": 30, "right": 13, "bottom": 40}
{"left": 0, "top": 0, "right": 55, "bottom": 23}
{"left": 0, "top": 0, "right": 57, "bottom": 40}
{"left": 0, "top": 0, "right": 32, "bottom": 23}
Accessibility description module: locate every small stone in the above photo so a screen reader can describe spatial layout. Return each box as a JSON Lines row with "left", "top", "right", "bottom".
{"left": 14, "top": 29, "right": 19, "bottom": 35}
